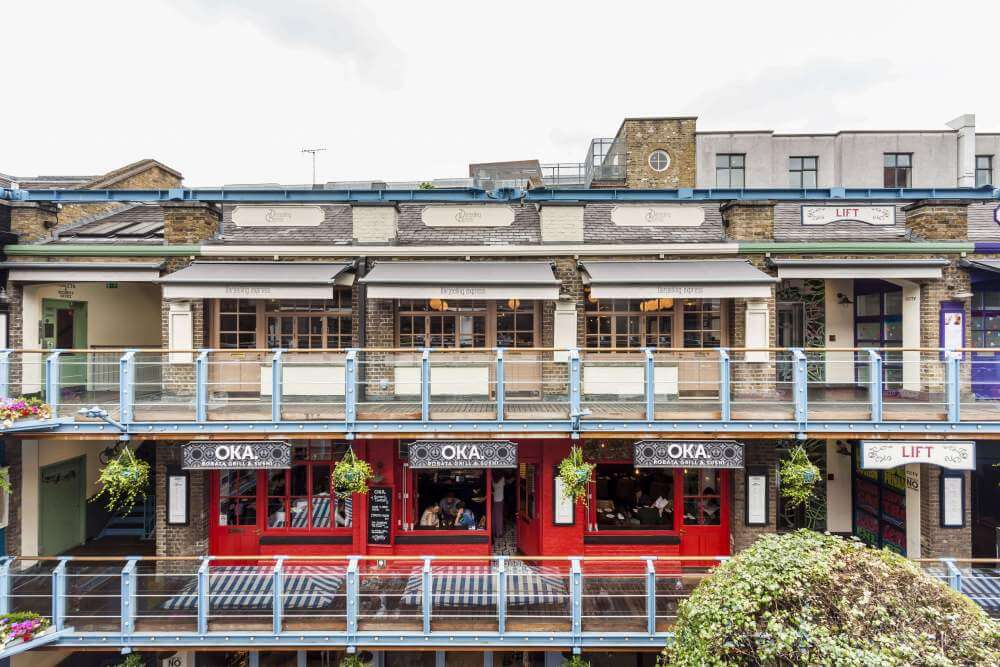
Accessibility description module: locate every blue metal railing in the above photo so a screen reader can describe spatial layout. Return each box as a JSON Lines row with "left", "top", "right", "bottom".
{"left": 0, "top": 347, "right": 997, "bottom": 435}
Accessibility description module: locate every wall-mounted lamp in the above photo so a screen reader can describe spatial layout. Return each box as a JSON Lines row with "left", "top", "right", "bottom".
{"left": 951, "top": 290, "right": 974, "bottom": 300}
{"left": 837, "top": 293, "right": 853, "bottom": 305}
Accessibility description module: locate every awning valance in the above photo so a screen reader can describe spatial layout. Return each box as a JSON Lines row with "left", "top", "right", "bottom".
{"left": 158, "top": 261, "right": 354, "bottom": 299}
{"left": 1, "top": 261, "right": 163, "bottom": 283}
{"left": 361, "top": 261, "right": 560, "bottom": 300}
{"left": 770, "top": 258, "right": 948, "bottom": 280}
{"left": 579, "top": 260, "right": 776, "bottom": 299}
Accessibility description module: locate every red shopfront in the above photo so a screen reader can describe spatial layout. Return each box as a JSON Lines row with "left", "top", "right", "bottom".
{"left": 205, "top": 438, "right": 734, "bottom": 558}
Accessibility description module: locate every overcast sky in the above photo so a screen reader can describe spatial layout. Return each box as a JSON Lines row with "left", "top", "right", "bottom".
{"left": 4, "top": 0, "right": 1000, "bottom": 186}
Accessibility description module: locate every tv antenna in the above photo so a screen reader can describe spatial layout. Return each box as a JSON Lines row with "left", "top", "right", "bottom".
{"left": 301, "top": 147, "right": 327, "bottom": 187}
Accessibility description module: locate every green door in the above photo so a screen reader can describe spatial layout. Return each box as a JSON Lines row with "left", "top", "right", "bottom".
{"left": 39, "top": 456, "right": 85, "bottom": 555}
{"left": 41, "top": 299, "right": 88, "bottom": 389}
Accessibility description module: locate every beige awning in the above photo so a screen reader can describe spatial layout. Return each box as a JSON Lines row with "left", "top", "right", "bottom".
{"left": 580, "top": 260, "right": 776, "bottom": 299}
{"left": 770, "top": 258, "right": 948, "bottom": 280}
{"left": 158, "top": 261, "right": 354, "bottom": 299}
{"left": 1, "top": 262, "right": 163, "bottom": 283}
{"left": 361, "top": 261, "right": 560, "bottom": 300}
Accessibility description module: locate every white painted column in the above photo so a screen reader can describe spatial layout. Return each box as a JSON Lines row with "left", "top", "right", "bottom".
{"left": 947, "top": 114, "right": 976, "bottom": 187}
{"left": 744, "top": 299, "right": 769, "bottom": 362}
{"left": 823, "top": 279, "right": 855, "bottom": 383}
{"left": 167, "top": 301, "right": 194, "bottom": 363}
{"left": 905, "top": 464, "right": 922, "bottom": 558}
{"left": 553, "top": 298, "right": 577, "bottom": 361}
{"left": 887, "top": 279, "right": 920, "bottom": 393}
{"left": 825, "top": 440, "right": 853, "bottom": 533}
{"left": 20, "top": 440, "right": 39, "bottom": 560}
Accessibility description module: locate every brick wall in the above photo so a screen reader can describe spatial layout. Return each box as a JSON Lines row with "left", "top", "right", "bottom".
{"left": 621, "top": 118, "right": 697, "bottom": 189}
{"left": 721, "top": 201, "right": 775, "bottom": 240}
{"left": 162, "top": 202, "right": 220, "bottom": 244}
{"left": 353, "top": 205, "right": 397, "bottom": 244}
{"left": 903, "top": 201, "right": 969, "bottom": 240}
{"left": 731, "top": 441, "right": 779, "bottom": 552}
{"left": 539, "top": 205, "right": 584, "bottom": 243}
{"left": 5, "top": 441, "right": 21, "bottom": 557}
{"left": 155, "top": 442, "right": 209, "bottom": 568}
{"left": 919, "top": 465, "right": 972, "bottom": 558}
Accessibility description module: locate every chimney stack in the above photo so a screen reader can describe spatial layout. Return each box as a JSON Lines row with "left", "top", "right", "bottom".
{"left": 946, "top": 114, "right": 976, "bottom": 187}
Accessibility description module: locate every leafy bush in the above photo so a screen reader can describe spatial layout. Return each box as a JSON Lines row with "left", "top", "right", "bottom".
{"left": 562, "top": 657, "right": 590, "bottom": 667}
{"left": 557, "top": 446, "right": 594, "bottom": 504}
{"left": 661, "top": 530, "right": 999, "bottom": 666}
{"left": 92, "top": 446, "right": 150, "bottom": 515}
{"left": 778, "top": 445, "right": 820, "bottom": 508}
{"left": 333, "top": 448, "right": 374, "bottom": 498}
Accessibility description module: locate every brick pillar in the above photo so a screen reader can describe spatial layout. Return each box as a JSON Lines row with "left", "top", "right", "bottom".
{"left": 362, "top": 298, "right": 396, "bottom": 399}
{"left": 918, "top": 261, "right": 971, "bottom": 400}
{"left": 903, "top": 201, "right": 969, "bottom": 241}
{"left": 5, "top": 441, "right": 21, "bottom": 557}
{"left": 721, "top": 201, "right": 775, "bottom": 241}
{"left": 620, "top": 117, "right": 697, "bottom": 189}
{"left": 731, "top": 441, "right": 779, "bottom": 552}
{"left": 155, "top": 442, "right": 209, "bottom": 571}
{"left": 919, "top": 465, "right": 972, "bottom": 558}
{"left": 162, "top": 202, "right": 220, "bottom": 244}
{"left": 730, "top": 280, "right": 778, "bottom": 402}
{"left": 159, "top": 299, "right": 205, "bottom": 399}
{"left": 8, "top": 202, "right": 59, "bottom": 243}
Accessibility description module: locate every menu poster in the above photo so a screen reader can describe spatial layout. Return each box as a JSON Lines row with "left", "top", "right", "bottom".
{"left": 746, "top": 466, "right": 768, "bottom": 526}
{"left": 367, "top": 486, "right": 393, "bottom": 546}
{"left": 553, "top": 472, "right": 574, "bottom": 525}
{"left": 941, "top": 475, "right": 964, "bottom": 528}
{"left": 167, "top": 470, "right": 189, "bottom": 526}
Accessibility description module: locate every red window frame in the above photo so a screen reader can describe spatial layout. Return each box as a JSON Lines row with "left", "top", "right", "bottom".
{"left": 263, "top": 442, "right": 354, "bottom": 535}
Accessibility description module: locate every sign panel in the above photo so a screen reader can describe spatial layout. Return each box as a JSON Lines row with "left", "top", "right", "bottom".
{"left": 167, "top": 473, "right": 188, "bottom": 525}
{"left": 801, "top": 205, "right": 896, "bottom": 226}
{"left": 859, "top": 441, "right": 975, "bottom": 471}
{"left": 610, "top": 205, "right": 706, "bottom": 227}
{"left": 182, "top": 441, "right": 292, "bottom": 469}
{"left": 553, "top": 471, "right": 574, "bottom": 525}
{"left": 408, "top": 440, "right": 518, "bottom": 469}
{"left": 367, "top": 486, "right": 393, "bottom": 546}
{"left": 231, "top": 205, "right": 325, "bottom": 227}
{"left": 746, "top": 472, "right": 768, "bottom": 526}
{"left": 421, "top": 205, "right": 515, "bottom": 227}
{"left": 633, "top": 440, "right": 744, "bottom": 469}
{"left": 941, "top": 475, "right": 964, "bottom": 527}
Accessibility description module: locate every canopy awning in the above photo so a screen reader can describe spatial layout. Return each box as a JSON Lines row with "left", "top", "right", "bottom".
{"left": 361, "top": 261, "right": 560, "bottom": 300}
{"left": 579, "top": 260, "right": 776, "bottom": 299}
{"left": 1, "top": 261, "right": 163, "bottom": 283}
{"left": 770, "top": 258, "right": 949, "bottom": 280}
{"left": 158, "top": 261, "right": 354, "bottom": 299}
{"left": 962, "top": 259, "right": 1000, "bottom": 277}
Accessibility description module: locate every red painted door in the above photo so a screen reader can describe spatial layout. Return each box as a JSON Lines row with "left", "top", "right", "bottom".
{"left": 209, "top": 470, "right": 262, "bottom": 556}
{"left": 516, "top": 460, "right": 540, "bottom": 555}
{"left": 679, "top": 469, "right": 730, "bottom": 557}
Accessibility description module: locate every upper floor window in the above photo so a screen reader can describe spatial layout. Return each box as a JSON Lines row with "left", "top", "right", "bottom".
{"left": 648, "top": 149, "right": 671, "bottom": 172}
{"left": 584, "top": 297, "right": 723, "bottom": 350}
{"left": 715, "top": 154, "right": 745, "bottom": 188}
{"left": 976, "top": 155, "right": 993, "bottom": 187}
{"left": 215, "top": 293, "right": 353, "bottom": 350}
{"left": 396, "top": 300, "right": 538, "bottom": 349}
{"left": 883, "top": 153, "right": 911, "bottom": 188}
{"left": 788, "top": 156, "right": 818, "bottom": 188}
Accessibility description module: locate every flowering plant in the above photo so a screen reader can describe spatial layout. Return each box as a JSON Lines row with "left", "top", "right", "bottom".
{"left": 0, "top": 612, "right": 50, "bottom": 646}
{"left": 332, "top": 448, "right": 374, "bottom": 499}
{"left": 0, "top": 397, "right": 51, "bottom": 428}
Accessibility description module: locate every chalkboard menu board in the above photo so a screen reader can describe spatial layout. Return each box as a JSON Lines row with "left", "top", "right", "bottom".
{"left": 367, "top": 486, "right": 393, "bottom": 546}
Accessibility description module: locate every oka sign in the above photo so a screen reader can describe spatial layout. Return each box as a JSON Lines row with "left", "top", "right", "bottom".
{"left": 182, "top": 441, "right": 292, "bottom": 469}
{"left": 408, "top": 440, "right": 518, "bottom": 469}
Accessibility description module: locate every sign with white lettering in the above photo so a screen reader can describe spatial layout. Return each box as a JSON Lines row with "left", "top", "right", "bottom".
{"left": 231, "top": 205, "right": 325, "bottom": 227}
{"left": 408, "top": 440, "right": 518, "bottom": 469}
{"left": 610, "top": 205, "right": 706, "bottom": 227}
{"left": 859, "top": 441, "right": 975, "bottom": 471}
{"left": 633, "top": 440, "right": 744, "bottom": 469}
{"left": 182, "top": 441, "right": 291, "bottom": 469}
{"left": 367, "top": 486, "right": 393, "bottom": 546}
{"left": 801, "top": 205, "right": 896, "bottom": 226}
{"left": 421, "top": 205, "right": 515, "bottom": 228}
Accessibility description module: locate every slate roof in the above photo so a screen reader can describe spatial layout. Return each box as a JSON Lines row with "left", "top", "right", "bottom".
{"left": 395, "top": 203, "right": 541, "bottom": 246}
{"left": 218, "top": 204, "right": 352, "bottom": 244}
{"left": 52, "top": 204, "right": 165, "bottom": 244}
{"left": 968, "top": 202, "right": 998, "bottom": 242}
{"left": 584, "top": 203, "right": 724, "bottom": 243}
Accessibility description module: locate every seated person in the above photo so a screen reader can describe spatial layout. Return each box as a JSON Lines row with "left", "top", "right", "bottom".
{"left": 653, "top": 494, "right": 672, "bottom": 518}
{"left": 439, "top": 491, "right": 461, "bottom": 519}
{"left": 419, "top": 504, "right": 441, "bottom": 528}
{"left": 454, "top": 502, "right": 476, "bottom": 528}
{"left": 634, "top": 488, "right": 652, "bottom": 507}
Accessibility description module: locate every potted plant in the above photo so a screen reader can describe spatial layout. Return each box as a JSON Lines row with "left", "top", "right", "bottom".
{"left": 557, "top": 446, "right": 595, "bottom": 505}
{"left": 340, "top": 652, "right": 372, "bottom": 666}
{"left": 0, "top": 612, "right": 52, "bottom": 648}
{"left": 779, "top": 445, "right": 820, "bottom": 509}
{"left": 333, "top": 447, "right": 374, "bottom": 498}
{"left": 0, "top": 397, "right": 51, "bottom": 428}
{"left": 92, "top": 445, "right": 151, "bottom": 515}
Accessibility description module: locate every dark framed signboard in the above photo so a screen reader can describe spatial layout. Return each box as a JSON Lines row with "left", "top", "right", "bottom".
{"left": 367, "top": 486, "right": 393, "bottom": 546}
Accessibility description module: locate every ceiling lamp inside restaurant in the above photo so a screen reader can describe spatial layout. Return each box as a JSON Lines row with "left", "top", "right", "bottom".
{"left": 507, "top": 298, "right": 521, "bottom": 310}
{"left": 428, "top": 298, "right": 449, "bottom": 311}
{"left": 639, "top": 297, "right": 674, "bottom": 312}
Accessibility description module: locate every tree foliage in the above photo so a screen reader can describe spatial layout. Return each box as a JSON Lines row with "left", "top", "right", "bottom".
{"left": 661, "top": 530, "right": 999, "bottom": 666}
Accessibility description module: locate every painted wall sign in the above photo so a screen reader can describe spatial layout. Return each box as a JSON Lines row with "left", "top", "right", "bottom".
{"left": 801, "top": 205, "right": 896, "bottom": 226}
{"left": 367, "top": 486, "right": 393, "bottom": 546}
{"left": 421, "top": 205, "right": 515, "bottom": 228}
{"left": 407, "top": 440, "right": 518, "bottom": 469}
{"left": 182, "top": 441, "right": 291, "bottom": 469}
{"left": 859, "top": 441, "right": 975, "bottom": 471}
{"left": 231, "top": 205, "right": 325, "bottom": 227}
{"left": 633, "top": 440, "right": 744, "bottom": 469}
{"left": 610, "top": 205, "right": 706, "bottom": 227}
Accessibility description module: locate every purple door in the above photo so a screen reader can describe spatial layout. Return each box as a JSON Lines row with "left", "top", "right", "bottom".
{"left": 972, "top": 288, "right": 1000, "bottom": 398}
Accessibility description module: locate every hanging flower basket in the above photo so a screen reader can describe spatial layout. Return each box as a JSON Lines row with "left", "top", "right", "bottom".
{"left": 92, "top": 446, "right": 150, "bottom": 515}
{"left": 0, "top": 397, "right": 51, "bottom": 428}
{"left": 779, "top": 445, "right": 821, "bottom": 509}
{"left": 333, "top": 448, "right": 374, "bottom": 499}
{"left": 557, "top": 446, "right": 595, "bottom": 505}
{"left": 0, "top": 612, "right": 52, "bottom": 649}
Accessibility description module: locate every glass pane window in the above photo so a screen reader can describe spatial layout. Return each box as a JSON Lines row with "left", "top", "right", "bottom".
{"left": 789, "top": 155, "right": 818, "bottom": 188}
{"left": 716, "top": 154, "right": 746, "bottom": 188}
{"left": 263, "top": 442, "right": 352, "bottom": 531}
{"left": 218, "top": 299, "right": 257, "bottom": 349}
{"left": 594, "top": 464, "right": 675, "bottom": 530}
{"left": 219, "top": 470, "right": 257, "bottom": 527}
{"left": 681, "top": 299, "right": 721, "bottom": 348}
{"left": 397, "top": 300, "right": 488, "bottom": 349}
{"left": 496, "top": 301, "right": 536, "bottom": 348}
{"left": 585, "top": 297, "right": 678, "bottom": 350}
{"left": 976, "top": 155, "right": 993, "bottom": 187}
{"left": 682, "top": 469, "right": 721, "bottom": 526}
{"left": 883, "top": 153, "right": 912, "bottom": 187}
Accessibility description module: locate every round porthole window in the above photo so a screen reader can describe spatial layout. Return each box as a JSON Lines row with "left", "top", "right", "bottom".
{"left": 648, "top": 149, "right": 671, "bottom": 172}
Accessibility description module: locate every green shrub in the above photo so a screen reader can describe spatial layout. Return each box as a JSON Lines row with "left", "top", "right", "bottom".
{"left": 661, "top": 530, "right": 999, "bottom": 666}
